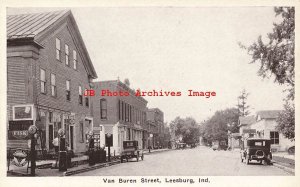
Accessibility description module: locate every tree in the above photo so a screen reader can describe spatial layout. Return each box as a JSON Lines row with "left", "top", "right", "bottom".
{"left": 170, "top": 117, "right": 200, "bottom": 144}
{"left": 276, "top": 102, "right": 295, "bottom": 141}
{"left": 240, "top": 7, "right": 294, "bottom": 96}
{"left": 237, "top": 89, "right": 250, "bottom": 116}
{"left": 240, "top": 7, "right": 295, "bottom": 140}
{"left": 124, "top": 78, "right": 130, "bottom": 87}
{"left": 201, "top": 108, "right": 239, "bottom": 145}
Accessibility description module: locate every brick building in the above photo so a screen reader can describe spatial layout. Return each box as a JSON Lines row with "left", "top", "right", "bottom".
{"left": 91, "top": 80, "right": 148, "bottom": 155}
{"left": 7, "top": 10, "right": 97, "bottom": 154}
{"left": 146, "top": 108, "right": 164, "bottom": 148}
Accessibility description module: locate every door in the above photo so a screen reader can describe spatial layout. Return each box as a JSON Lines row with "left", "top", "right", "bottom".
{"left": 69, "top": 126, "right": 74, "bottom": 150}
{"left": 49, "top": 124, "right": 54, "bottom": 149}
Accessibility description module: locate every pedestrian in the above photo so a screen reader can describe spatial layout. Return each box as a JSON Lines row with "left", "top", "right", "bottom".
{"left": 52, "top": 137, "right": 59, "bottom": 168}
{"left": 52, "top": 137, "right": 59, "bottom": 153}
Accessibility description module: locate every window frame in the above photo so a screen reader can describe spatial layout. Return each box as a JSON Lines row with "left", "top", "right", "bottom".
{"left": 100, "top": 99, "right": 107, "bottom": 120}
{"left": 78, "top": 85, "right": 83, "bottom": 105}
{"left": 65, "top": 44, "right": 70, "bottom": 66}
{"left": 84, "top": 88, "right": 89, "bottom": 107}
{"left": 56, "top": 38, "right": 61, "bottom": 61}
{"left": 50, "top": 73, "right": 57, "bottom": 97}
{"left": 270, "top": 131, "right": 279, "bottom": 145}
{"left": 66, "top": 80, "right": 71, "bottom": 101}
{"left": 73, "top": 50, "right": 77, "bottom": 70}
{"left": 40, "top": 68, "right": 46, "bottom": 94}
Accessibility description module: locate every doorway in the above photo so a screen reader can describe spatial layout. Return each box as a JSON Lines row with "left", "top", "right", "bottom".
{"left": 49, "top": 124, "right": 54, "bottom": 149}
{"left": 69, "top": 126, "right": 74, "bottom": 150}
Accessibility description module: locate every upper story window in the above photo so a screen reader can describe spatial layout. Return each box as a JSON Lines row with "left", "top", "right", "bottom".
{"left": 65, "top": 44, "right": 69, "bottom": 66}
{"left": 50, "top": 73, "right": 56, "bottom": 97}
{"left": 40, "top": 68, "right": 46, "bottom": 94}
{"left": 100, "top": 99, "right": 107, "bottom": 119}
{"left": 66, "top": 80, "right": 71, "bottom": 101}
{"left": 270, "top": 131, "right": 279, "bottom": 144}
{"left": 56, "top": 38, "right": 61, "bottom": 61}
{"left": 73, "top": 50, "right": 77, "bottom": 70}
{"left": 84, "top": 89, "right": 89, "bottom": 107}
{"left": 78, "top": 86, "right": 83, "bottom": 105}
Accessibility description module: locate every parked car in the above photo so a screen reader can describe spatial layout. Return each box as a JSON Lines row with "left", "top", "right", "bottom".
{"left": 240, "top": 138, "right": 272, "bottom": 165}
{"left": 120, "top": 140, "right": 144, "bottom": 163}
{"left": 288, "top": 146, "right": 295, "bottom": 155}
{"left": 212, "top": 141, "right": 227, "bottom": 151}
{"left": 176, "top": 143, "right": 187, "bottom": 149}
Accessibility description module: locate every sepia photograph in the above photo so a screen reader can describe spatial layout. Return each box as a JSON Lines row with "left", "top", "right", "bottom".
{"left": 2, "top": 2, "right": 298, "bottom": 186}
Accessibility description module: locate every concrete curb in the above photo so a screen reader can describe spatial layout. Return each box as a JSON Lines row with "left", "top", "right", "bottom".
{"left": 143, "top": 149, "right": 173, "bottom": 155}
{"left": 272, "top": 162, "right": 295, "bottom": 175}
{"left": 64, "top": 149, "right": 173, "bottom": 176}
{"left": 63, "top": 160, "right": 121, "bottom": 176}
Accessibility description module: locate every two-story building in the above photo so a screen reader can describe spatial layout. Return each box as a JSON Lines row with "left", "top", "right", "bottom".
{"left": 7, "top": 10, "right": 97, "bottom": 154}
{"left": 146, "top": 108, "right": 164, "bottom": 148}
{"left": 248, "top": 110, "right": 294, "bottom": 152}
{"left": 91, "top": 80, "right": 148, "bottom": 155}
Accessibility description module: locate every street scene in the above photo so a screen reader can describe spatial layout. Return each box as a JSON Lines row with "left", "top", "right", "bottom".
{"left": 75, "top": 146, "right": 290, "bottom": 176}
{"left": 5, "top": 5, "right": 295, "bottom": 179}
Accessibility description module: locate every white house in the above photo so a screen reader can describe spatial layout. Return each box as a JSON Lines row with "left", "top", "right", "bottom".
{"left": 249, "top": 110, "right": 294, "bottom": 152}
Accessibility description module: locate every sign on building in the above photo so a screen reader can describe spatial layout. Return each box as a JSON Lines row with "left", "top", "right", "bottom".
{"left": 13, "top": 104, "right": 34, "bottom": 120}
{"left": 8, "top": 120, "right": 33, "bottom": 140}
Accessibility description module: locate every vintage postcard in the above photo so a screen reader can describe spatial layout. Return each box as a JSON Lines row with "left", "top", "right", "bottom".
{"left": 0, "top": 1, "right": 299, "bottom": 187}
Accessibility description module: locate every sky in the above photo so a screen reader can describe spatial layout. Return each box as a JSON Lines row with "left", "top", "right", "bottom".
{"left": 7, "top": 7, "right": 288, "bottom": 123}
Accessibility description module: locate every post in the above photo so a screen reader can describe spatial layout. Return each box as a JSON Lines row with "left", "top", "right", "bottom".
{"left": 58, "top": 129, "right": 67, "bottom": 171}
{"left": 88, "top": 133, "right": 95, "bottom": 166}
{"left": 30, "top": 134, "right": 36, "bottom": 176}
{"left": 28, "top": 125, "right": 38, "bottom": 176}
{"left": 108, "top": 145, "right": 111, "bottom": 162}
{"left": 105, "top": 133, "right": 112, "bottom": 162}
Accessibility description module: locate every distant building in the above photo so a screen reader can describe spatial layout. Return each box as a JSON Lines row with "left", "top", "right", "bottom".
{"left": 146, "top": 108, "right": 164, "bottom": 148}
{"left": 91, "top": 80, "right": 148, "bottom": 155}
{"left": 238, "top": 111, "right": 294, "bottom": 152}
{"left": 7, "top": 10, "right": 97, "bottom": 154}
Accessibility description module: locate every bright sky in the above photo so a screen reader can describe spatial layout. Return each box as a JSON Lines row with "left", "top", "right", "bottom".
{"left": 7, "top": 7, "right": 287, "bottom": 123}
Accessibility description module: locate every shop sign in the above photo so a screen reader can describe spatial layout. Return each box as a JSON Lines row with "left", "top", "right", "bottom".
{"left": 8, "top": 120, "right": 33, "bottom": 140}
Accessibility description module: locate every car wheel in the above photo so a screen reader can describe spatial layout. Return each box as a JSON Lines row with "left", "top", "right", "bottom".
{"left": 262, "top": 159, "right": 268, "bottom": 165}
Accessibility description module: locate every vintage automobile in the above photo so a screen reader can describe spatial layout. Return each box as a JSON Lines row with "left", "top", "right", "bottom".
{"left": 240, "top": 138, "right": 272, "bottom": 165}
{"left": 212, "top": 140, "right": 227, "bottom": 151}
{"left": 176, "top": 143, "right": 187, "bottom": 149}
{"left": 120, "top": 140, "right": 144, "bottom": 163}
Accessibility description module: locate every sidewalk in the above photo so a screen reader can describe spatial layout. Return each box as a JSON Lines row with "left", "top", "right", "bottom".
{"left": 271, "top": 152, "right": 295, "bottom": 174}
{"left": 7, "top": 155, "right": 88, "bottom": 176}
{"left": 7, "top": 148, "right": 172, "bottom": 176}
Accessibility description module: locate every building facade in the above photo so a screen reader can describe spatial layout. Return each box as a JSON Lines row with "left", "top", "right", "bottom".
{"left": 7, "top": 10, "right": 97, "bottom": 154}
{"left": 91, "top": 80, "right": 148, "bottom": 155}
{"left": 238, "top": 111, "right": 294, "bottom": 152}
{"left": 248, "top": 110, "right": 294, "bottom": 152}
{"left": 146, "top": 108, "right": 164, "bottom": 148}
